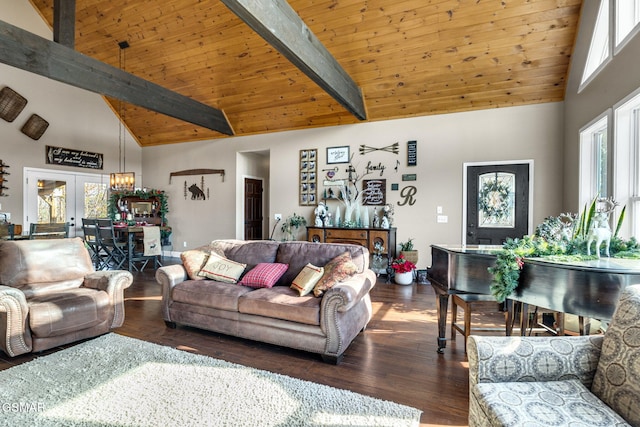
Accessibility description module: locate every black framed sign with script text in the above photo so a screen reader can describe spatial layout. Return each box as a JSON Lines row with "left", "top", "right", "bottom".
{"left": 46, "top": 145, "right": 104, "bottom": 170}
{"left": 407, "top": 140, "right": 417, "bottom": 167}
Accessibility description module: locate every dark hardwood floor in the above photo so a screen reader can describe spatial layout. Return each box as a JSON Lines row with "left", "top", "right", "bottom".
{"left": 0, "top": 259, "right": 486, "bottom": 426}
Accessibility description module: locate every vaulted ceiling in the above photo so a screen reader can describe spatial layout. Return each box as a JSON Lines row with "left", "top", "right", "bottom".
{"left": 28, "top": 0, "right": 582, "bottom": 147}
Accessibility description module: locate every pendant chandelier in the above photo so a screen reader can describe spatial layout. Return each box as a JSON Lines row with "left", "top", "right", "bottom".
{"left": 110, "top": 40, "right": 135, "bottom": 192}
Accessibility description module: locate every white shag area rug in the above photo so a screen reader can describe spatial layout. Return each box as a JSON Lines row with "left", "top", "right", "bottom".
{"left": 0, "top": 333, "right": 421, "bottom": 426}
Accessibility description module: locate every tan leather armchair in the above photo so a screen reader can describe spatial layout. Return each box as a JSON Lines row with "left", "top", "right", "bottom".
{"left": 0, "top": 237, "right": 133, "bottom": 357}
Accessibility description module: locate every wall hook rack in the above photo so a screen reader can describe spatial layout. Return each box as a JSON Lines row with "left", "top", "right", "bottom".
{"left": 169, "top": 168, "right": 225, "bottom": 183}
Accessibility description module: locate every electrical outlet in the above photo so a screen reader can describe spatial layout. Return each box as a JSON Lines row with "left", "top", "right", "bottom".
{"left": 183, "top": 241, "right": 187, "bottom": 248}
{"left": 275, "top": 213, "right": 282, "bottom": 221}
{"left": 0, "top": 212, "right": 10, "bottom": 222}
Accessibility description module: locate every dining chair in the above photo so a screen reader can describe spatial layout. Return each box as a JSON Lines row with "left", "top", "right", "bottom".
{"left": 29, "top": 222, "right": 70, "bottom": 239}
{"left": 0, "top": 223, "right": 15, "bottom": 240}
{"left": 82, "top": 218, "right": 106, "bottom": 269}
{"left": 130, "top": 225, "right": 163, "bottom": 271}
{"left": 96, "top": 219, "right": 128, "bottom": 269}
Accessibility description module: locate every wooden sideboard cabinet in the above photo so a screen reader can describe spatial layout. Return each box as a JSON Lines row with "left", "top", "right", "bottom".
{"left": 307, "top": 226, "right": 397, "bottom": 267}
{"left": 113, "top": 194, "right": 165, "bottom": 225}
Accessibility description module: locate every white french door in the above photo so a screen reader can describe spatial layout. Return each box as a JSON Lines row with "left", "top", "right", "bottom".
{"left": 24, "top": 168, "right": 109, "bottom": 237}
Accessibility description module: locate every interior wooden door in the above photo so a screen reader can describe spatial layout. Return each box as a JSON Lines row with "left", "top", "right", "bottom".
{"left": 465, "top": 162, "right": 531, "bottom": 245}
{"left": 244, "top": 178, "right": 263, "bottom": 240}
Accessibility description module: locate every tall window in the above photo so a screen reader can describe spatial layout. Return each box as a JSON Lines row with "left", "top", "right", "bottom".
{"left": 614, "top": 90, "right": 640, "bottom": 238}
{"left": 581, "top": 0, "right": 611, "bottom": 88}
{"left": 616, "top": 0, "right": 640, "bottom": 47}
{"left": 580, "top": 115, "right": 609, "bottom": 209}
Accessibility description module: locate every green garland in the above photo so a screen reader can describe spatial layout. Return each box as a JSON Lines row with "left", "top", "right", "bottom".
{"left": 489, "top": 210, "right": 640, "bottom": 303}
{"left": 108, "top": 189, "right": 169, "bottom": 227}
{"left": 488, "top": 235, "right": 567, "bottom": 303}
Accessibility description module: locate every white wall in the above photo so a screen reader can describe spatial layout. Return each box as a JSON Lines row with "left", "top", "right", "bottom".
{"left": 0, "top": 0, "right": 141, "bottom": 225}
{"left": 143, "top": 102, "right": 565, "bottom": 266}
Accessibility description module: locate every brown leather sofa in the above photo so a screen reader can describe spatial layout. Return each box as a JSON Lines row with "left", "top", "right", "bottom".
{"left": 156, "top": 240, "right": 377, "bottom": 363}
{"left": 0, "top": 237, "right": 133, "bottom": 357}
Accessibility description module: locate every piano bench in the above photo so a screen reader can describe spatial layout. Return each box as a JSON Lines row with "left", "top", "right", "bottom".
{"left": 451, "top": 293, "right": 504, "bottom": 351}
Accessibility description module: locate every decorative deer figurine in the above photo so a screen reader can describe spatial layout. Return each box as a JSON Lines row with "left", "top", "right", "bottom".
{"left": 587, "top": 198, "right": 619, "bottom": 258}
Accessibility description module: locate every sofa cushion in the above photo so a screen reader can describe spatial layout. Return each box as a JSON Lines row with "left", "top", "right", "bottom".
{"left": 275, "top": 241, "right": 368, "bottom": 286}
{"left": 238, "top": 286, "right": 321, "bottom": 326}
{"left": 211, "top": 240, "right": 280, "bottom": 271}
{"left": 313, "top": 251, "right": 358, "bottom": 297}
{"left": 0, "top": 238, "right": 94, "bottom": 297}
{"left": 180, "top": 248, "right": 211, "bottom": 280}
{"left": 28, "top": 288, "right": 111, "bottom": 338}
{"left": 473, "top": 379, "right": 629, "bottom": 426}
{"left": 198, "top": 253, "right": 247, "bottom": 283}
{"left": 592, "top": 284, "right": 640, "bottom": 425}
{"left": 172, "top": 280, "right": 254, "bottom": 311}
{"left": 239, "top": 263, "right": 289, "bottom": 288}
{"left": 291, "top": 263, "right": 324, "bottom": 296}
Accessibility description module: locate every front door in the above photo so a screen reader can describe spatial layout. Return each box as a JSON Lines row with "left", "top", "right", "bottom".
{"left": 24, "top": 168, "right": 109, "bottom": 237}
{"left": 244, "top": 178, "right": 263, "bottom": 240}
{"left": 464, "top": 161, "right": 532, "bottom": 245}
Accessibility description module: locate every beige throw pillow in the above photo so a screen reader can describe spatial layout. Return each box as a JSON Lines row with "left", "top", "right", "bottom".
{"left": 198, "top": 253, "right": 246, "bottom": 283}
{"left": 290, "top": 263, "right": 324, "bottom": 296}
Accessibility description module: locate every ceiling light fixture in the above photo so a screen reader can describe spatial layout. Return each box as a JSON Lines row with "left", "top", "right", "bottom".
{"left": 110, "top": 40, "right": 135, "bottom": 192}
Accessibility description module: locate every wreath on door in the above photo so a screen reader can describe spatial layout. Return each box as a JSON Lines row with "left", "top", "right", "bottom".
{"left": 478, "top": 179, "right": 512, "bottom": 224}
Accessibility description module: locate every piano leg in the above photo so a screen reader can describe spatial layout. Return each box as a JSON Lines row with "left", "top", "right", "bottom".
{"left": 435, "top": 293, "right": 450, "bottom": 353}
{"left": 505, "top": 299, "right": 516, "bottom": 336}
{"left": 519, "top": 303, "right": 530, "bottom": 336}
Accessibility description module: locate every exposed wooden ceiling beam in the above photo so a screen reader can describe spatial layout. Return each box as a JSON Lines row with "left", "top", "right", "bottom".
{"left": 53, "top": 0, "right": 75, "bottom": 48}
{"left": 220, "top": 0, "right": 367, "bottom": 121}
{"left": 0, "top": 19, "right": 234, "bottom": 136}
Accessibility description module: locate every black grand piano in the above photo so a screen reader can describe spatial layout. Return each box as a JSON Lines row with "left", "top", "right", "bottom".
{"left": 428, "top": 244, "right": 640, "bottom": 353}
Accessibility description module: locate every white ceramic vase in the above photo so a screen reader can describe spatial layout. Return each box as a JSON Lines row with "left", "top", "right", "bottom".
{"left": 394, "top": 271, "right": 413, "bottom": 285}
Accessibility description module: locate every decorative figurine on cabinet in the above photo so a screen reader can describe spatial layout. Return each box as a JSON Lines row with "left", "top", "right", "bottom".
{"left": 314, "top": 202, "right": 328, "bottom": 227}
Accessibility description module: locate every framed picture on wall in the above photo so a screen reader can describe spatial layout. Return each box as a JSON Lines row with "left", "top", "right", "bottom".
{"left": 299, "top": 149, "right": 318, "bottom": 206}
{"left": 362, "top": 179, "right": 386, "bottom": 206}
{"left": 326, "top": 146, "right": 350, "bottom": 164}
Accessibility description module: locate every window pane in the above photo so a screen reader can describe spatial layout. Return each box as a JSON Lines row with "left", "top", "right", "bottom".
{"left": 616, "top": 0, "right": 640, "bottom": 46}
{"left": 83, "top": 182, "right": 108, "bottom": 218}
{"left": 37, "top": 180, "right": 66, "bottom": 223}
{"left": 595, "top": 130, "right": 608, "bottom": 197}
{"left": 582, "top": 0, "right": 610, "bottom": 85}
{"left": 579, "top": 115, "right": 608, "bottom": 208}
{"left": 477, "top": 172, "right": 515, "bottom": 228}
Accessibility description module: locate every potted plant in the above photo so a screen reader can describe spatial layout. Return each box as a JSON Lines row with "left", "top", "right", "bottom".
{"left": 391, "top": 254, "right": 416, "bottom": 285}
{"left": 281, "top": 213, "right": 307, "bottom": 241}
{"left": 399, "top": 238, "right": 419, "bottom": 266}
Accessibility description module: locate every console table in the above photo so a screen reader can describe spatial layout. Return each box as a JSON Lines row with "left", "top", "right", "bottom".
{"left": 306, "top": 226, "right": 397, "bottom": 274}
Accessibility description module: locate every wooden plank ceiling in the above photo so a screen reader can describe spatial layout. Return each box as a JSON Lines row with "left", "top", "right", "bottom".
{"left": 28, "top": 0, "right": 582, "bottom": 147}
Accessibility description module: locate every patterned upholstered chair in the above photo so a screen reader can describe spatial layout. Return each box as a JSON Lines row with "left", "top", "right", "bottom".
{"left": 468, "top": 284, "right": 640, "bottom": 426}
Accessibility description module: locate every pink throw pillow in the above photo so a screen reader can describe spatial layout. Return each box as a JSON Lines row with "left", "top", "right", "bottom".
{"left": 239, "top": 263, "right": 289, "bottom": 288}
